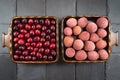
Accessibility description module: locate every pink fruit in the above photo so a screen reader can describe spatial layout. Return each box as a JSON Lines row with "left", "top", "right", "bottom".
{"left": 97, "top": 29, "right": 107, "bottom": 38}
{"left": 64, "top": 27, "right": 72, "bottom": 36}
{"left": 66, "top": 18, "right": 77, "bottom": 28}
{"left": 88, "top": 51, "right": 99, "bottom": 61}
{"left": 65, "top": 48, "right": 75, "bottom": 58}
{"left": 98, "top": 49, "right": 109, "bottom": 60}
{"left": 75, "top": 50, "right": 87, "bottom": 61}
{"left": 90, "top": 33, "right": 99, "bottom": 42}
{"left": 73, "top": 39, "right": 84, "bottom": 50}
{"left": 73, "top": 26, "right": 82, "bottom": 35}
{"left": 97, "top": 17, "right": 108, "bottom": 28}
{"left": 86, "top": 22, "right": 97, "bottom": 33}
{"left": 84, "top": 41, "right": 95, "bottom": 51}
{"left": 64, "top": 36, "right": 74, "bottom": 47}
{"left": 96, "top": 40, "right": 107, "bottom": 49}
{"left": 78, "top": 31, "right": 90, "bottom": 41}
{"left": 78, "top": 17, "right": 88, "bottom": 28}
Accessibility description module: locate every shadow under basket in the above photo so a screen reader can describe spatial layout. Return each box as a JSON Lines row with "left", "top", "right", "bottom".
{"left": 2, "top": 16, "right": 59, "bottom": 64}
{"left": 62, "top": 16, "right": 118, "bottom": 63}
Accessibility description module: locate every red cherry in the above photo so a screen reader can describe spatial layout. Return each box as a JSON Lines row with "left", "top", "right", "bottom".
{"left": 13, "top": 26, "right": 19, "bottom": 31}
{"left": 25, "top": 42, "right": 30, "bottom": 47}
{"left": 40, "top": 32, "right": 46, "bottom": 37}
{"left": 27, "top": 46, "right": 33, "bottom": 52}
{"left": 22, "top": 50, "right": 29, "bottom": 56}
{"left": 25, "top": 56, "right": 31, "bottom": 61}
{"left": 50, "top": 43, "right": 56, "bottom": 49}
{"left": 40, "top": 38, "right": 45, "bottom": 43}
{"left": 39, "top": 19, "right": 44, "bottom": 24}
{"left": 25, "top": 33, "right": 30, "bottom": 38}
{"left": 30, "top": 52, "right": 36, "bottom": 56}
{"left": 42, "top": 26, "right": 47, "bottom": 31}
{"left": 51, "top": 50, "right": 56, "bottom": 56}
{"left": 43, "top": 55, "right": 47, "bottom": 60}
{"left": 14, "top": 38, "right": 18, "bottom": 42}
{"left": 14, "top": 20, "right": 20, "bottom": 24}
{"left": 18, "top": 34, "right": 24, "bottom": 38}
{"left": 20, "top": 29, "right": 27, "bottom": 34}
{"left": 45, "top": 19, "right": 50, "bottom": 26}
{"left": 22, "top": 18, "right": 27, "bottom": 24}
{"left": 13, "top": 31, "right": 19, "bottom": 37}
{"left": 32, "top": 56, "right": 37, "bottom": 60}
{"left": 46, "top": 35, "right": 51, "bottom": 40}
{"left": 34, "top": 48, "right": 38, "bottom": 52}
{"left": 36, "top": 24, "right": 41, "bottom": 29}
{"left": 45, "top": 49, "right": 50, "bottom": 55}
{"left": 14, "top": 43, "right": 19, "bottom": 49}
{"left": 30, "top": 30, "right": 35, "bottom": 36}
{"left": 27, "top": 38, "right": 33, "bottom": 43}
{"left": 31, "top": 42, "right": 36, "bottom": 47}
{"left": 34, "top": 19, "right": 39, "bottom": 24}
{"left": 18, "top": 24, "right": 23, "bottom": 29}
{"left": 31, "top": 25, "right": 36, "bottom": 30}
{"left": 48, "top": 56, "right": 53, "bottom": 61}
{"left": 13, "top": 55, "right": 19, "bottom": 60}
{"left": 38, "top": 48, "right": 44, "bottom": 53}
{"left": 46, "top": 29, "right": 51, "bottom": 34}
{"left": 44, "top": 41, "right": 50, "bottom": 47}
{"left": 51, "top": 20, "right": 56, "bottom": 25}
{"left": 36, "top": 42, "right": 42, "bottom": 48}
{"left": 51, "top": 38, "right": 55, "bottom": 43}
{"left": 25, "top": 24, "right": 31, "bottom": 30}
{"left": 50, "top": 32, "right": 56, "bottom": 38}
{"left": 28, "top": 19, "right": 33, "bottom": 24}
{"left": 36, "top": 53, "right": 42, "bottom": 59}
{"left": 18, "top": 39, "right": 25, "bottom": 45}
{"left": 34, "top": 36, "right": 40, "bottom": 42}
{"left": 15, "top": 50, "right": 22, "bottom": 55}
{"left": 19, "top": 55, "right": 24, "bottom": 60}
{"left": 35, "top": 30, "right": 40, "bottom": 35}
{"left": 50, "top": 25, "right": 55, "bottom": 31}
{"left": 19, "top": 46, "right": 25, "bottom": 51}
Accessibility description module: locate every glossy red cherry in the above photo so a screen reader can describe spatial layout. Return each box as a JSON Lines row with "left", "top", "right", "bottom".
{"left": 35, "top": 30, "right": 40, "bottom": 35}
{"left": 51, "top": 38, "right": 55, "bottom": 43}
{"left": 30, "top": 52, "right": 36, "bottom": 56}
{"left": 43, "top": 55, "right": 47, "bottom": 60}
{"left": 34, "top": 36, "right": 40, "bottom": 42}
{"left": 27, "top": 46, "right": 33, "bottom": 52}
{"left": 30, "top": 30, "right": 35, "bottom": 36}
{"left": 20, "top": 29, "right": 27, "bottom": 34}
{"left": 13, "top": 31, "right": 19, "bottom": 37}
{"left": 44, "top": 41, "right": 50, "bottom": 47}
{"left": 27, "top": 38, "right": 33, "bottom": 43}
{"left": 18, "top": 39, "right": 25, "bottom": 45}
{"left": 25, "top": 24, "right": 31, "bottom": 30}
{"left": 38, "top": 48, "right": 44, "bottom": 53}
{"left": 48, "top": 56, "right": 53, "bottom": 60}
{"left": 15, "top": 50, "right": 22, "bottom": 55}
{"left": 22, "top": 18, "right": 27, "bottom": 24}
{"left": 25, "top": 43, "right": 30, "bottom": 47}
{"left": 45, "top": 35, "right": 51, "bottom": 40}
{"left": 45, "top": 49, "right": 50, "bottom": 55}
{"left": 22, "top": 50, "right": 29, "bottom": 56}
{"left": 50, "top": 32, "right": 56, "bottom": 38}
{"left": 42, "top": 26, "right": 47, "bottom": 31}
{"left": 25, "top": 33, "right": 30, "bottom": 38}
{"left": 18, "top": 34, "right": 24, "bottom": 38}
{"left": 19, "top": 55, "right": 24, "bottom": 60}
{"left": 25, "top": 56, "right": 31, "bottom": 61}
{"left": 46, "top": 29, "right": 51, "bottom": 34}
{"left": 51, "top": 20, "right": 56, "bottom": 25}
{"left": 36, "top": 24, "right": 41, "bottom": 29}
{"left": 50, "top": 25, "right": 55, "bottom": 31}
{"left": 14, "top": 43, "right": 19, "bottom": 49}
{"left": 13, "top": 55, "right": 19, "bottom": 60}
{"left": 31, "top": 42, "right": 36, "bottom": 47}
{"left": 34, "top": 19, "right": 39, "bottom": 24}
{"left": 40, "top": 32, "right": 46, "bottom": 37}
{"left": 40, "top": 38, "right": 45, "bottom": 43}
{"left": 39, "top": 19, "right": 44, "bottom": 24}
{"left": 45, "top": 19, "right": 50, "bottom": 26}
{"left": 36, "top": 53, "right": 42, "bottom": 59}
{"left": 13, "top": 26, "right": 19, "bottom": 31}
{"left": 34, "top": 48, "right": 38, "bottom": 52}
{"left": 36, "top": 42, "right": 42, "bottom": 48}
{"left": 51, "top": 50, "right": 56, "bottom": 56}
{"left": 18, "top": 24, "right": 23, "bottom": 29}
{"left": 32, "top": 56, "right": 37, "bottom": 60}
{"left": 14, "top": 38, "right": 18, "bottom": 42}
{"left": 50, "top": 43, "right": 56, "bottom": 49}
{"left": 14, "top": 20, "right": 20, "bottom": 24}
{"left": 19, "top": 46, "right": 25, "bottom": 51}
{"left": 28, "top": 19, "right": 33, "bottom": 24}
{"left": 31, "top": 25, "right": 35, "bottom": 30}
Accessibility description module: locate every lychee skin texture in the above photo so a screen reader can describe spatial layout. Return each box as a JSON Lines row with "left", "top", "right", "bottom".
{"left": 84, "top": 41, "right": 95, "bottom": 51}
{"left": 75, "top": 50, "right": 87, "bottom": 61}
{"left": 73, "top": 26, "right": 82, "bottom": 35}
{"left": 97, "top": 17, "right": 108, "bottom": 28}
{"left": 86, "top": 22, "right": 98, "bottom": 33}
{"left": 78, "top": 17, "right": 88, "bottom": 28}
{"left": 64, "top": 27, "right": 72, "bottom": 36}
{"left": 66, "top": 18, "right": 77, "bottom": 28}
{"left": 97, "top": 28, "right": 107, "bottom": 38}
{"left": 78, "top": 31, "right": 90, "bottom": 41}
{"left": 90, "top": 33, "right": 99, "bottom": 42}
{"left": 73, "top": 39, "right": 84, "bottom": 50}
{"left": 88, "top": 51, "right": 99, "bottom": 61}
{"left": 96, "top": 40, "right": 107, "bottom": 49}
{"left": 64, "top": 36, "right": 74, "bottom": 47}
{"left": 65, "top": 48, "right": 75, "bottom": 58}
{"left": 98, "top": 49, "right": 109, "bottom": 60}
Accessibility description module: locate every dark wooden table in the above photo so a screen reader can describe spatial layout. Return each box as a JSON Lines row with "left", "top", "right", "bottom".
{"left": 0, "top": 0, "right": 120, "bottom": 80}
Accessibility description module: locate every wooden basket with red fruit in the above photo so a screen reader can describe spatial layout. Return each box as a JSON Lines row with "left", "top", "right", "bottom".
{"left": 62, "top": 16, "right": 118, "bottom": 63}
{"left": 2, "top": 16, "right": 59, "bottom": 64}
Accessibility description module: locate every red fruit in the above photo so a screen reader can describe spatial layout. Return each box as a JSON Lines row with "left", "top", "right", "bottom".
{"left": 44, "top": 41, "right": 50, "bottom": 47}
{"left": 40, "top": 38, "right": 45, "bottom": 43}
{"left": 25, "top": 33, "right": 30, "bottom": 38}
{"left": 25, "top": 43, "right": 30, "bottom": 47}
{"left": 51, "top": 38, "right": 55, "bottom": 43}
{"left": 45, "top": 19, "right": 50, "bottom": 26}
{"left": 34, "top": 36, "right": 40, "bottom": 42}
{"left": 14, "top": 20, "right": 20, "bottom": 24}
{"left": 42, "top": 26, "right": 47, "bottom": 31}
{"left": 19, "top": 56, "right": 24, "bottom": 60}
{"left": 13, "top": 55, "right": 19, "bottom": 60}
{"left": 40, "top": 32, "right": 46, "bottom": 37}
{"left": 18, "top": 24, "right": 23, "bottom": 29}
{"left": 36, "top": 53, "right": 42, "bottom": 59}
{"left": 27, "top": 46, "right": 33, "bottom": 52}
{"left": 35, "top": 30, "right": 40, "bottom": 35}
{"left": 13, "top": 31, "right": 19, "bottom": 37}
{"left": 25, "top": 24, "right": 31, "bottom": 30}
{"left": 45, "top": 35, "right": 51, "bottom": 40}
{"left": 25, "top": 56, "right": 31, "bottom": 61}
{"left": 30, "top": 30, "right": 35, "bottom": 36}
{"left": 19, "top": 46, "right": 25, "bottom": 51}
{"left": 50, "top": 25, "right": 55, "bottom": 31}
{"left": 50, "top": 32, "right": 55, "bottom": 38}
{"left": 27, "top": 38, "right": 33, "bottom": 43}
{"left": 22, "top": 50, "right": 29, "bottom": 56}
{"left": 14, "top": 38, "right": 18, "bottom": 42}
{"left": 51, "top": 50, "right": 56, "bottom": 56}
{"left": 50, "top": 43, "right": 56, "bottom": 49}
{"left": 15, "top": 50, "right": 21, "bottom": 55}
{"left": 18, "top": 39, "right": 25, "bottom": 45}
{"left": 28, "top": 19, "right": 33, "bottom": 24}
{"left": 14, "top": 43, "right": 19, "bottom": 49}
{"left": 45, "top": 49, "right": 50, "bottom": 55}
{"left": 36, "top": 42, "right": 42, "bottom": 48}
{"left": 43, "top": 55, "right": 47, "bottom": 60}
{"left": 46, "top": 29, "right": 51, "bottom": 34}
{"left": 51, "top": 20, "right": 56, "bottom": 25}
{"left": 30, "top": 52, "right": 36, "bottom": 56}
{"left": 22, "top": 18, "right": 27, "bottom": 23}
{"left": 39, "top": 19, "right": 44, "bottom": 24}
{"left": 32, "top": 56, "right": 37, "bottom": 60}
{"left": 13, "top": 26, "right": 19, "bottom": 31}
{"left": 38, "top": 48, "right": 44, "bottom": 53}
{"left": 48, "top": 56, "right": 53, "bottom": 61}
{"left": 36, "top": 24, "right": 41, "bottom": 29}
{"left": 34, "top": 48, "right": 38, "bottom": 52}
{"left": 31, "top": 42, "right": 36, "bottom": 47}
{"left": 31, "top": 25, "right": 36, "bottom": 30}
{"left": 18, "top": 34, "right": 24, "bottom": 38}
{"left": 20, "top": 29, "right": 27, "bottom": 34}
{"left": 34, "top": 19, "right": 39, "bottom": 24}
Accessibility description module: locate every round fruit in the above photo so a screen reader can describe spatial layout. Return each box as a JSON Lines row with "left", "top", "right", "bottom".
{"left": 73, "top": 26, "right": 82, "bottom": 35}
{"left": 64, "top": 27, "right": 72, "bottom": 36}
{"left": 18, "top": 39, "right": 25, "bottom": 45}
{"left": 84, "top": 41, "right": 95, "bottom": 51}
{"left": 97, "top": 29, "right": 107, "bottom": 38}
{"left": 75, "top": 50, "right": 87, "bottom": 60}
{"left": 66, "top": 18, "right": 77, "bottom": 28}
{"left": 79, "top": 31, "right": 90, "bottom": 41}
{"left": 86, "top": 22, "right": 98, "bottom": 33}
{"left": 88, "top": 51, "right": 99, "bottom": 61}
{"left": 65, "top": 48, "right": 75, "bottom": 58}
{"left": 78, "top": 17, "right": 88, "bottom": 28}
{"left": 97, "top": 17, "right": 108, "bottom": 28}
{"left": 90, "top": 33, "right": 99, "bottom": 42}
{"left": 96, "top": 40, "right": 107, "bottom": 49}
{"left": 64, "top": 36, "right": 74, "bottom": 47}
{"left": 73, "top": 39, "right": 84, "bottom": 50}
{"left": 98, "top": 49, "right": 109, "bottom": 60}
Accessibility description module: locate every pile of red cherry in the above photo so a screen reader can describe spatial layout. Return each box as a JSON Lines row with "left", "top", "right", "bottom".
{"left": 13, "top": 18, "right": 57, "bottom": 61}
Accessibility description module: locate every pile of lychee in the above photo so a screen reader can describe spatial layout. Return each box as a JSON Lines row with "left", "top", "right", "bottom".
{"left": 63, "top": 17, "right": 109, "bottom": 61}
